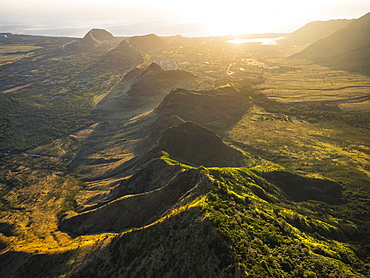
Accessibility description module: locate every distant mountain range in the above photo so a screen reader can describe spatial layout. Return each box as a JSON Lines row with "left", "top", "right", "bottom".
{"left": 293, "top": 12, "right": 370, "bottom": 75}
{"left": 280, "top": 19, "right": 354, "bottom": 46}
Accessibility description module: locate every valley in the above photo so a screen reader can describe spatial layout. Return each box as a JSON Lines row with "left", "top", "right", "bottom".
{"left": 0, "top": 13, "right": 370, "bottom": 277}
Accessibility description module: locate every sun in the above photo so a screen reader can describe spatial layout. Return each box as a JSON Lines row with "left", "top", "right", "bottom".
{"left": 176, "top": 0, "right": 306, "bottom": 36}
{"left": 177, "top": 2, "right": 269, "bottom": 35}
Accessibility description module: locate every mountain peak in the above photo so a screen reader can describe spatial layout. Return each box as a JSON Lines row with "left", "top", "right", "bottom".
{"left": 83, "top": 28, "right": 115, "bottom": 41}
{"left": 139, "top": 62, "right": 163, "bottom": 76}
{"left": 146, "top": 62, "right": 162, "bottom": 71}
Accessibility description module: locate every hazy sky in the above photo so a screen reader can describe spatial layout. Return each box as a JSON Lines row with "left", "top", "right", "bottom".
{"left": 1, "top": 0, "right": 369, "bottom": 37}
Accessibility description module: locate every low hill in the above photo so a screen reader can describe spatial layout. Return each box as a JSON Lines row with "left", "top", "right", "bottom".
{"left": 65, "top": 28, "right": 116, "bottom": 52}
{"left": 280, "top": 19, "right": 354, "bottom": 46}
{"left": 293, "top": 12, "right": 370, "bottom": 75}
{"left": 83, "top": 28, "right": 115, "bottom": 41}
{"left": 127, "top": 33, "right": 168, "bottom": 53}
{"left": 127, "top": 63, "right": 196, "bottom": 97}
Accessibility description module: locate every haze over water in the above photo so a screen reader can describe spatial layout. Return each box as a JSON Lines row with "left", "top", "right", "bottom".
{"left": 1, "top": 0, "right": 370, "bottom": 37}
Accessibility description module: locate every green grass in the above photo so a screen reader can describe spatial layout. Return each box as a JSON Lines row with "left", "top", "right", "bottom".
{"left": 202, "top": 167, "right": 368, "bottom": 277}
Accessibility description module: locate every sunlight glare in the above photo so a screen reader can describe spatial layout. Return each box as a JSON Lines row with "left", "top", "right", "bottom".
{"left": 177, "top": 0, "right": 304, "bottom": 35}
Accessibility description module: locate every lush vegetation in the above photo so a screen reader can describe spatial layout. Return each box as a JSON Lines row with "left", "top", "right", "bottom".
{"left": 29, "top": 166, "right": 367, "bottom": 277}
{"left": 205, "top": 168, "right": 367, "bottom": 277}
